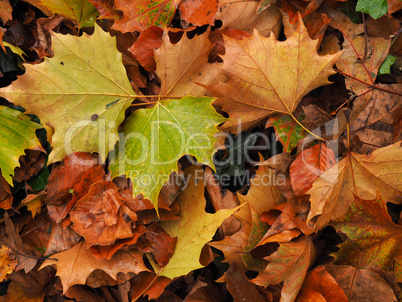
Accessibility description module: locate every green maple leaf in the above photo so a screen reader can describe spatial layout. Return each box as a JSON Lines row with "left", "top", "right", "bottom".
{"left": 0, "top": 106, "right": 43, "bottom": 185}
{"left": 109, "top": 96, "right": 225, "bottom": 209}
{"left": 0, "top": 25, "right": 136, "bottom": 164}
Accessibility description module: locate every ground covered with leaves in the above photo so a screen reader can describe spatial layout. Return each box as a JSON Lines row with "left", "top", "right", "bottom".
{"left": 0, "top": 0, "right": 401, "bottom": 301}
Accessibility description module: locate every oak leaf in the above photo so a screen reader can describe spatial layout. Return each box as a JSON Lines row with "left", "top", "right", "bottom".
{"left": 0, "top": 25, "right": 136, "bottom": 164}
{"left": 332, "top": 195, "right": 402, "bottom": 281}
{"left": 0, "top": 106, "right": 43, "bottom": 185}
{"left": 70, "top": 181, "right": 137, "bottom": 248}
{"left": 307, "top": 142, "right": 402, "bottom": 230}
{"left": 159, "top": 166, "right": 242, "bottom": 279}
{"left": 109, "top": 96, "right": 225, "bottom": 209}
{"left": 208, "top": 16, "right": 341, "bottom": 133}
{"left": 40, "top": 241, "right": 148, "bottom": 293}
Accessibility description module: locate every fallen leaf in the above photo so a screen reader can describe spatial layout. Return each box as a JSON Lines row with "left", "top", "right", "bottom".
{"left": 0, "top": 171, "right": 12, "bottom": 209}
{"left": 159, "top": 166, "right": 242, "bottom": 279}
{"left": 23, "top": 0, "right": 98, "bottom": 28}
{"left": 237, "top": 154, "right": 285, "bottom": 215}
{"left": 266, "top": 114, "right": 307, "bottom": 153}
{"left": 129, "top": 26, "right": 164, "bottom": 73}
{"left": 13, "top": 150, "right": 45, "bottom": 183}
{"left": 290, "top": 143, "right": 336, "bottom": 197}
{"left": 307, "top": 142, "right": 402, "bottom": 230}
{"left": 137, "top": 223, "right": 176, "bottom": 267}
{"left": 325, "top": 265, "right": 397, "bottom": 302}
{"left": 89, "top": 225, "right": 146, "bottom": 260}
{"left": 155, "top": 30, "right": 220, "bottom": 98}
{"left": 0, "top": 106, "right": 43, "bottom": 185}
{"left": 0, "top": 0, "right": 13, "bottom": 24}
{"left": 332, "top": 194, "right": 402, "bottom": 281}
{"left": 0, "top": 246, "right": 17, "bottom": 281}
{"left": 65, "top": 285, "right": 106, "bottom": 302}
{"left": 252, "top": 236, "right": 315, "bottom": 302}
{"left": 46, "top": 152, "right": 103, "bottom": 223}
{"left": 2, "top": 281, "right": 44, "bottom": 302}
{"left": 40, "top": 241, "right": 148, "bottom": 293}
{"left": 296, "top": 266, "right": 348, "bottom": 302}
{"left": 130, "top": 271, "right": 171, "bottom": 301}
{"left": 112, "top": 0, "right": 180, "bottom": 33}
{"left": 45, "top": 222, "right": 81, "bottom": 255}
{"left": 70, "top": 181, "right": 136, "bottom": 248}
{"left": 208, "top": 16, "right": 341, "bottom": 133}
{"left": 322, "top": 6, "right": 390, "bottom": 94}
{"left": 109, "top": 96, "right": 225, "bottom": 209}
{"left": 0, "top": 25, "right": 137, "bottom": 164}
{"left": 2, "top": 213, "right": 37, "bottom": 273}
{"left": 179, "top": 0, "right": 218, "bottom": 26}
{"left": 226, "top": 262, "right": 265, "bottom": 302}
{"left": 216, "top": 1, "right": 282, "bottom": 36}
{"left": 259, "top": 196, "right": 314, "bottom": 239}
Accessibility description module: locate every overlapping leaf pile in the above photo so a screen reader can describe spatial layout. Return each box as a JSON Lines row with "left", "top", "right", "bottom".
{"left": 0, "top": 0, "right": 401, "bottom": 301}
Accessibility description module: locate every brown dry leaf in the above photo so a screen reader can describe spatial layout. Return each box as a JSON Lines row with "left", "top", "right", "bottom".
{"left": 332, "top": 195, "right": 402, "bottom": 281}
{"left": 45, "top": 222, "right": 81, "bottom": 256}
{"left": 155, "top": 29, "right": 221, "bottom": 98}
{"left": 40, "top": 241, "right": 149, "bottom": 293}
{"left": 46, "top": 152, "right": 103, "bottom": 223}
{"left": 226, "top": 262, "right": 265, "bottom": 302}
{"left": 137, "top": 223, "right": 176, "bottom": 267}
{"left": 290, "top": 143, "right": 336, "bottom": 197}
{"left": 20, "top": 213, "right": 51, "bottom": 253}
{"left": 2, "top": 213, "right": 37, "bottom": 273}
{"left": 237, "top": 155, "right": 285, "bottom": 215}
{"left": 65, "top": 285, "right": 106, "bottom": 302}
{"left": 208, "top": 16, "right": 341, "bottom": 133}
{"left": 0, "top": 0, "right": 13, "bottom": 24}
{"left": 325, "top": 265, "right": 396, "bottom": 302}
{"left": 321, "top": 6, "right": 391, "bottom": 96}
{"left": 32, "top": 15, "right": 64, "bottom": 59}
{"left": 252, "top": 236, "right": 315, "bottom": 302}
{"left": 259, "top": 195, "right": 314, "bottom": 240}
{"left": 0, "top": 171, "right": 12, "bottom": 210}
{"left": 129, "top": 26, "right": 163, "bottom": 73}
{"left": 130, "top": 271, "right": 171, "bottom": 301}
{"left": 179, "top": 0, "right": 218, "bottom": 26}
{"left": 13, "top": 150, "right": 45, "bottom": 183}
{"left": 89, "top": 225, "right": 146, "bottom": 260}
{"left": 8, "top": 263, "right": 55, "bottom": 298}
{"left": 296, "top": 266, "right": 348, "bottom": 302}
{"left": 1, "top": 281, "right": 44, "bottom": 302}
{"left": 216, "top": 1, "right": 282, "bottom": 37}
{"left": 70, "top": 181, "right": 136, "bottom": 248}
{"left": 350, "top": 84, "right": 402, "bottom": 154}
{"left": 204, "top": 167, "right": 240, "bottom": 236}
{"left": 307, "top": 142, "right": 402, "bottom": 230}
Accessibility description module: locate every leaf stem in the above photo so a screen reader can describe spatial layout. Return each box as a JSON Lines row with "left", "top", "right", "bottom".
{"left": 289, "top": 113, "right": 324, "bottom": 141}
